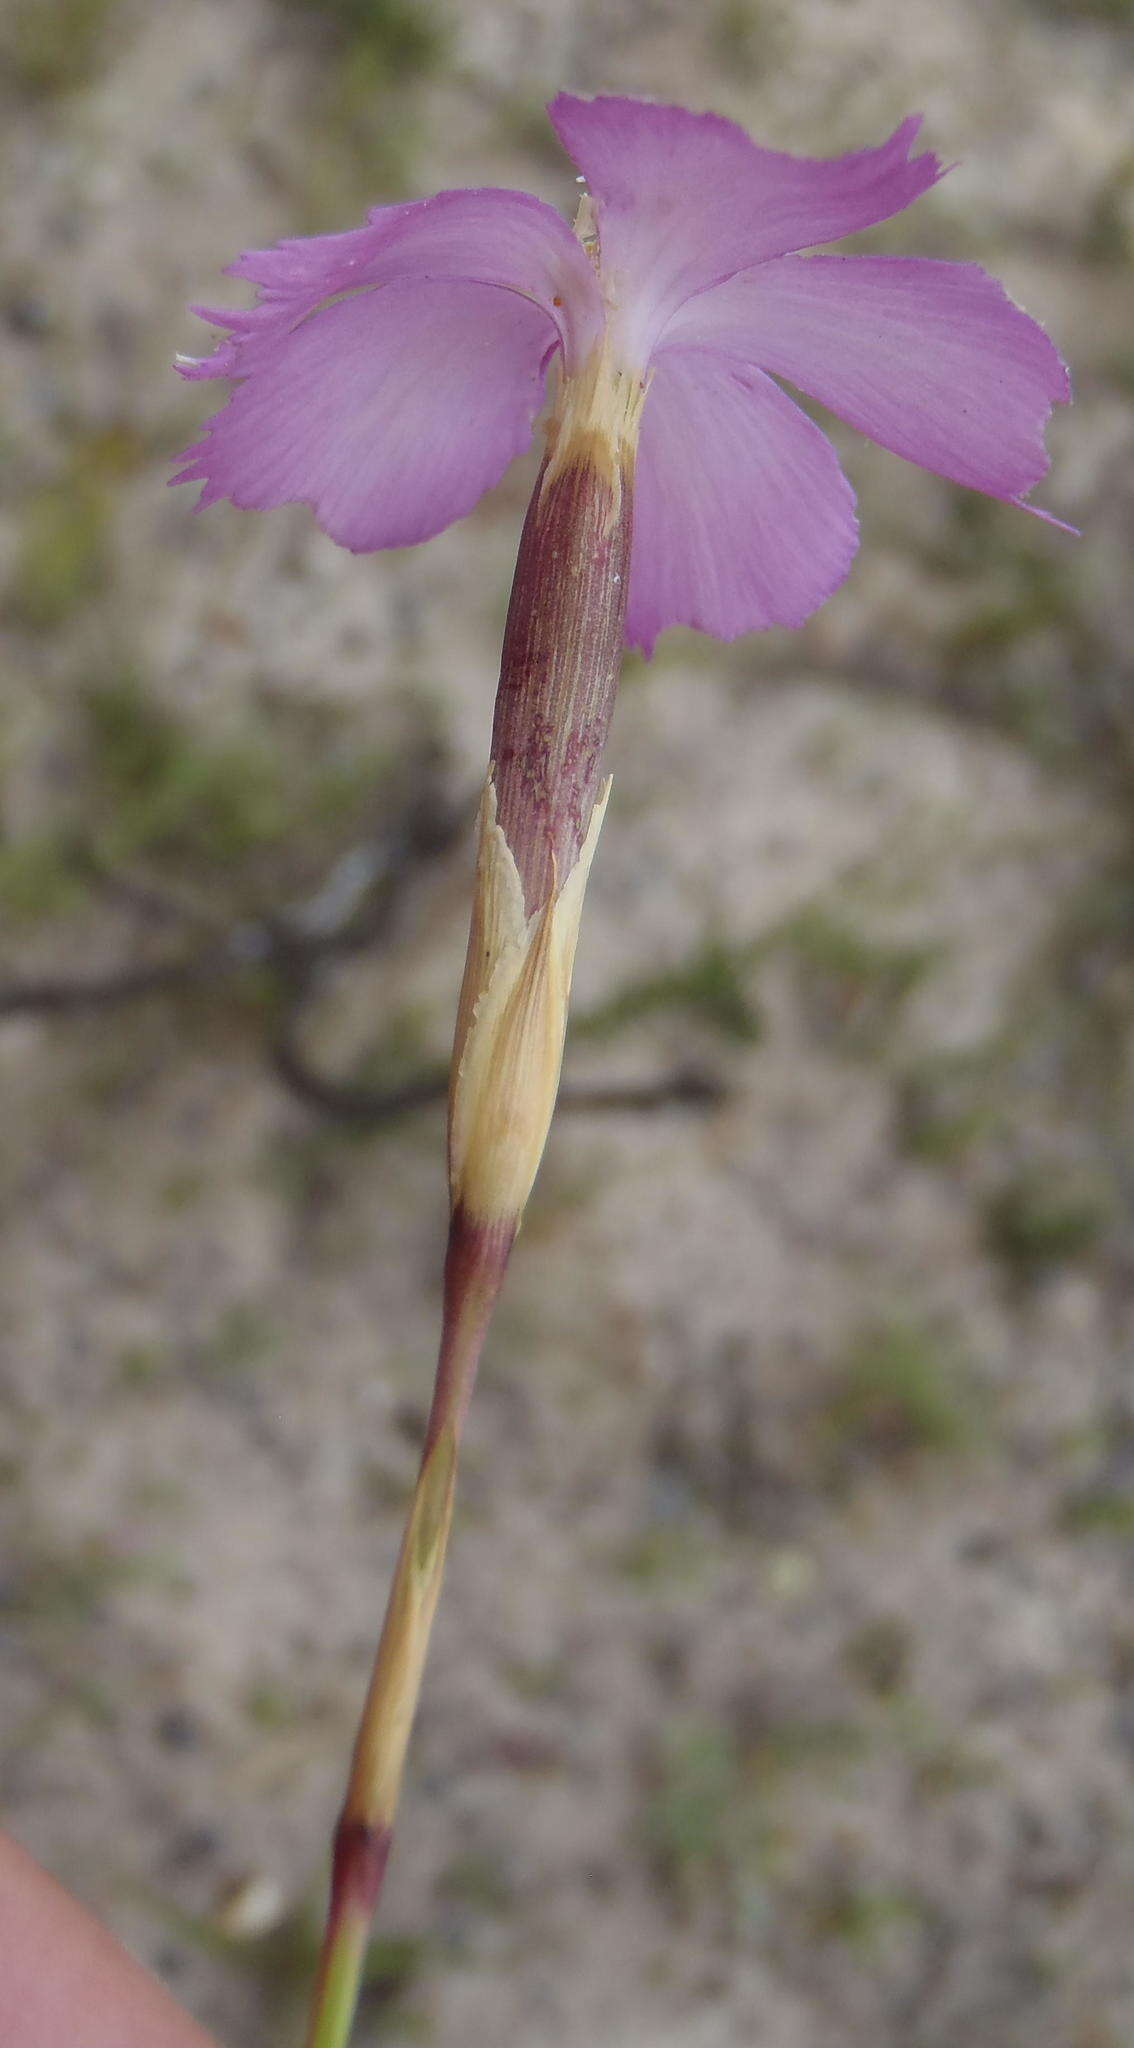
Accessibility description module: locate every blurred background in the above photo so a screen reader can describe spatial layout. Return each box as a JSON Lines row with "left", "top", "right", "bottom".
{"left": 1, "top": 1, "right": 1132, "bottom": 2043}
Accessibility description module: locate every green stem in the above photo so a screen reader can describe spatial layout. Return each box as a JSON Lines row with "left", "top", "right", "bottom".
{"left": 304, "top": 1906, "right": 371, "bottom": 2048}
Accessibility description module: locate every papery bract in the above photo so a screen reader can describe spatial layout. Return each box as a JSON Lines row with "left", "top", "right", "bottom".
{"left": 175, "top": 95, "right": 1070, "bottom": 655}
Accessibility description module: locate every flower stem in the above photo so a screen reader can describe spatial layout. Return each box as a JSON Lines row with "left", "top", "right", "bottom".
{"left": 303, "top": 1210, "right": 513, "bottom": 2048}
{"left": 302, "top": 351, "right": 640, "bottom": 2048}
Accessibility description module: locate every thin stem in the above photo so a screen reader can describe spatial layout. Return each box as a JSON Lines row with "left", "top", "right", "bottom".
{"left": 301, "top": 1211, "right": 512, "bottom": 2048}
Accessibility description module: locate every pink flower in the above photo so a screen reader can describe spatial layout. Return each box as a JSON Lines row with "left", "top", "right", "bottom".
{"left": 174, "top": 93, "right": 1070, "bottom": 656}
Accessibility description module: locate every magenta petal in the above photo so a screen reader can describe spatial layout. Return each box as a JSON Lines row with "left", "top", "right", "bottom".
{"left": 625, "top": 349, "right": 859, "bottom": 654}
{"left": 173, "top": 278, "right": 554, "bottom": 550}
{"left": 547, "top": 94, "right": 942, "bottom": 361}
{"left": 669, "top": 254, "right": 1071, "bottom": 506}
{"left": 176, "top": 187, "right": 602, "bottom": 379}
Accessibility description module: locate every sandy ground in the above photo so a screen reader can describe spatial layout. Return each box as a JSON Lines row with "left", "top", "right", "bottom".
{"left": 2, "top": 1, "right": 1133, "bottom": 2044}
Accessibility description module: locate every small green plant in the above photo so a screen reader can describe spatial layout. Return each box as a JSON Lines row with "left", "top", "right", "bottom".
{"left": 894, "top": 1050, "right": 998, "bottom": 1162}
{"left": 777, "top": 906, "right": 935, "bottom": 1052}
{"left": 643, "top": 1720, "right": 775, "bottom": 1921}
{"left": 710, "top": 0, "right": 778, "bottom": 77}
{"left": 842, "top": 1615, "right": 912, "bottom": 1699}
{"left": 0, "top": 834, "right": 87, "bottom": 922}
{"left": 579, "top": 933, "right": 761, "bottom": 1042}
{"left": 276, "top": 0, "right": 446, "bottom": 77}
{"left": 196, "top": 1302, "right": 277, "bottom": 1379}
{"left": 116, "top": 1341, "right": 173, "bottom": 1391}
{"left": 984, "top": 1166, "right": 1112, "bottom": 1284}
{"left": 245, "top": 1679, "right": 301, "bottom": 1732}
{"left": 8, "top": 476, "right": 108, "bottom": 630}
{"left": 0, "top": 0, "right": 117, "bottom": 98}
{"left": 805, "top": 1870, "right": 921, "bottom": 1951}
{"left": 83, "top": 676, "right": 293, "bottom": 868}
{"left": 437, "top": 1850, "right": 515, "bottom": 1918}
{"left": 1059, "top": 1487, "right": 1134, "bottom": 1538}
{"left": 819, "top": 1319, "right": 977, "bottom": 1481}
{"left": 643, "top": 1710, "right": 865, "bottom": 1929}
{"left": 48, "top": 670, "right": 391, "bottom": 901}
{"left": 3, "top": 1534, "right": 134, "bottom": 1626}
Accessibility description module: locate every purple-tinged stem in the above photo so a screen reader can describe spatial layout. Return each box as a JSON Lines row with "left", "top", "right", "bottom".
{"left": 305, "top": 1209, "right": 512, "bottom": 2048}
{"left": 304, "top": 353, "right": 640, "bottom": 2048}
